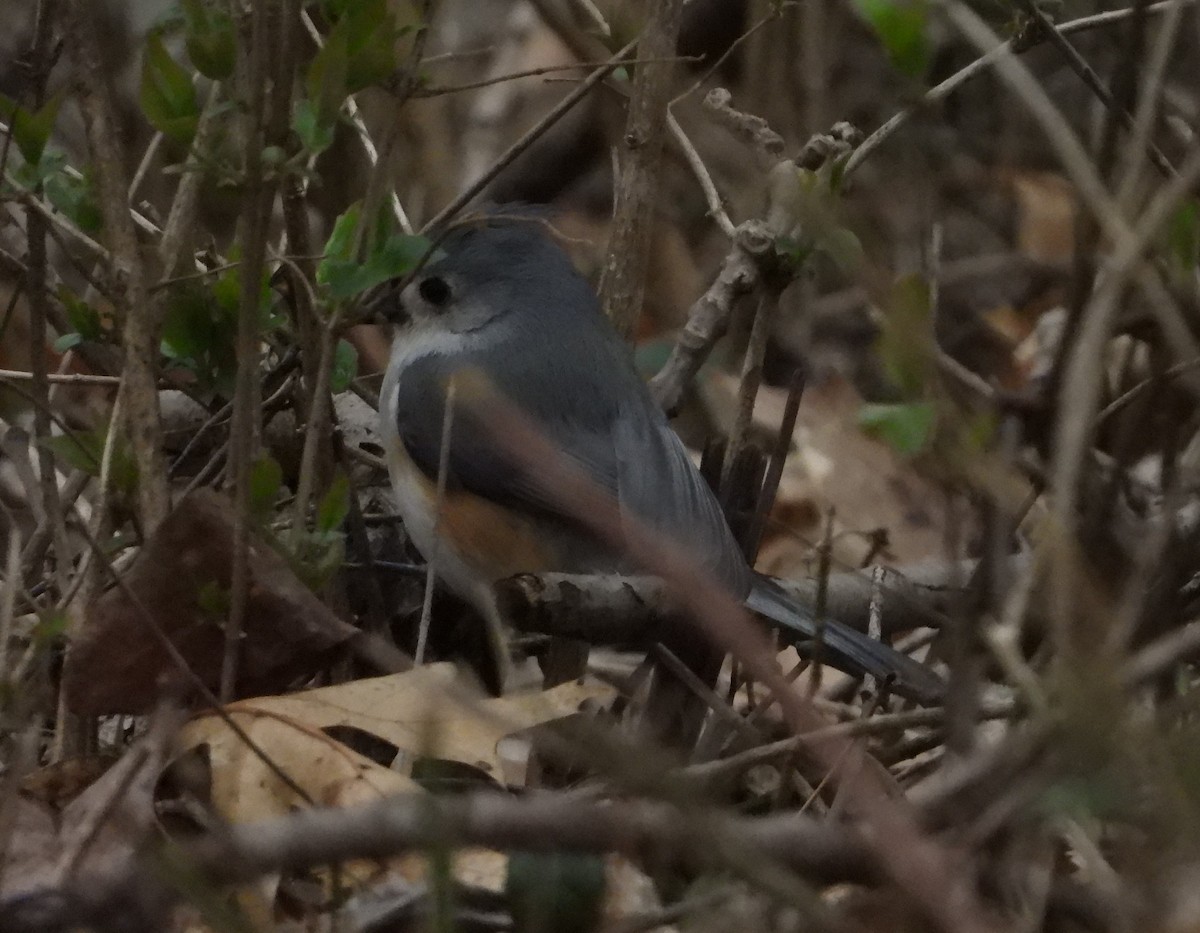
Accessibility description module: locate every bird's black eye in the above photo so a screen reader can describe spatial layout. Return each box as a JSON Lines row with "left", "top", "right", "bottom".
{"left": 418, "top": 275, "right": 451, "bottom": 308}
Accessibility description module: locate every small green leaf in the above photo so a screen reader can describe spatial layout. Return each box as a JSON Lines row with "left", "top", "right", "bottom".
{"left": 40, "top": 431, "right": 103, "bottom": 475}
{"left": 306, "top": 25, "right": 350, "bottom": 128}
{"left": 815, "top": 226, "right": 864, "bottom": 273}
{"left": 141, "top": 32, "right": 199, "bottom": 143}
{"left": 320, "top": 203, "right": 362, "bottom": 266}
{"left": 331, "top": 339, "right": 358, "bottom": 393}
{"left": 293, "top": 97, "right": 335, "bottom": 156}
{"left": 1167, "top": 201, "right": 1199, "bottom": 272}
{"left": 249, "top": 454, "right": 284, "bottom": 520}
{"left": 321, "top": 0, "right": 357, "bottom": 18}
{"left": 858, "top": 402, "right": 936, "bottom": 456}
{"left": 62, "top": 289, "right": 105, "bottom": 341}
{"left": 0, "top": 91, "right": 64, "bottom": 167}
{"left": 181, "top": 0, "right": 236, "bottom": 80}
{"left": 43, "top": 161, "right": 103, "bottom": 232}
{"left": 41, "top": 425, "right": 139, "bottom": 493}
{"left": 878, "top": 273, "right": 934, "bottom": 397}
{"left": 161, "top": 283, "right": 239, "bottom": 399}
{"left": 852, "top": 0, "right": 929, "bottom": 78}
{"left": 321, "top": 233, "right": 431, "bottom": 299}
{"left": 53, "top": 332, "right": 83, "bottom": 353}
{"left": 340, "top": 0, "right": 399, "bottom": 93}
{"left": 316, "top": 472, "right": 350, "bottom": 534}
{"left": 33, "top": 609, "right": 70, "bottom": 643}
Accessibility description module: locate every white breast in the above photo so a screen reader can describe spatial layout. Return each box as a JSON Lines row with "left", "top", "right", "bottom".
{"left": 378, "top": 328, "right": 497, "bottom": 614}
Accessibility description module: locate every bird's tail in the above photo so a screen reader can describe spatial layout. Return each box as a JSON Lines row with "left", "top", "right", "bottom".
{"left": 746, "top": 575, "right": 944, "bottom": 705}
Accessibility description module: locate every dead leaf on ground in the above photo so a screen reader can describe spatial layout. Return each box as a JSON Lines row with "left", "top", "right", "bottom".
{"left": 64, "top": 490, "right": 358, "bottom": 715}
{"left": 177, "top": 664, "right": 615, "bottom": 800}
{"left": 705, "top": 373, "right": 958, "bottom": 577}
{"left": 169, "top": 664, "right": 615, "bottom": 917}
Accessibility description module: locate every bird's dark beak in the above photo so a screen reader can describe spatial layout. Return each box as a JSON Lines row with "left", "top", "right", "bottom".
{"left": 364, "top": 279, "right": 409, "bottom": 327}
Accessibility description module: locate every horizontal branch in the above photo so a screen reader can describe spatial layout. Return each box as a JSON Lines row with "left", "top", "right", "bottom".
{"left": 193, "top": 791, "right": 878, "bottom": 887}
{"left": 495, "top": 558, "right": 1010, "bottom": 644}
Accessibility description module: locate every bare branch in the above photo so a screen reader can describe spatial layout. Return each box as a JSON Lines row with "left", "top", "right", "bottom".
{"left": 597, "top": 0, "right": 687, "bottom": 337}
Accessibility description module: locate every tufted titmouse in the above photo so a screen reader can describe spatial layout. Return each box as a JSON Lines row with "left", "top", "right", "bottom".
{"left": 376, "top": 215, "right": 943, "bottom": 703}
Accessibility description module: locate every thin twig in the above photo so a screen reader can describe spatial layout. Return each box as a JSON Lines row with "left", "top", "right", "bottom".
{"left": 845, "top": 0, "right": 1194, "bottom": 179}
{"left": 1116, "top": 0, "right": 1187, "bottom": 201}
{"left": 65, "top": 0, "right": 169, "bottom": 532}
{"left": 223, "top": 0, "right": 279, "bottom": 702}
{"left": 0, "top": 368, "right": 121, "bottom": 386}
{"left": 423, "top": 36, "right": 638, "bottom": 233}
{"left": 417, "top": 379, "right": 457, "bottom": 666}
{"left": 597, "top": 0, "right": 687, "bottom": 337}
{"left": 1012, "top": 0, "right": 1175, "bottom": 178}
{"left": 666, "top": 109, "right": 736, "bottom": 237}
{"left": 719, "top": 289, "right": 778, "bottom": 495}
{"left": 744, "top": 370, "right": 805, "bottom": 561}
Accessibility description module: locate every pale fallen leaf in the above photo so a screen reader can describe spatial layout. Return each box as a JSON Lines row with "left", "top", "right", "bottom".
{"left": 180, "top": 663, "right": 614, "bottom": 787}
{"left": 172, "top": 664, "right": 615, "bottom": 911}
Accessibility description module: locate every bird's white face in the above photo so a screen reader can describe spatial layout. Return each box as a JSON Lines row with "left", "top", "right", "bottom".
{"left": 389, "top": 264, "right": 511, "bottom": 340}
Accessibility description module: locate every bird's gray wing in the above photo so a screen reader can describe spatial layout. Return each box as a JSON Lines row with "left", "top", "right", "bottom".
{"left": 612, "top": 393, "right": 753, "bottom": 596}
{"left": 390, "top": 347, "right": 750, "bottom": 592}
{"left": 391, "top": 347, "right": 624, "bottom": 513}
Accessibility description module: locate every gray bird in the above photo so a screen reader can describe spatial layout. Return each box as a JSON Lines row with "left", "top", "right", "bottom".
{"left": 376, "top": 215, "right": 943, "bottom": 703}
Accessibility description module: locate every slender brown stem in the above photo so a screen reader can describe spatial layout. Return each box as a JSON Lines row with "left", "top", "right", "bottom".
{"left": 65, "top": 0, "right": 169, "bottom": 533}
{"left": 597, "top": 0, "right": 687, "bottom": 338}
{"left": 223, "top": 0, "right": 279, "bottom": 702}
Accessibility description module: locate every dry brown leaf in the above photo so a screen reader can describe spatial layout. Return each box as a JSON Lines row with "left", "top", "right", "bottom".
{"left": 706, "top": 373, "right": 957, "bottom": 577}
{"left": 1010, "top": 171, "right": 1076, "bottom": 265}
{"left": 65, "top": 491, "right": 358, "bottom": 715}
{"left": 179, "top": 663, "right": 614, "bottom": 790}
{"left": 172, "top": 665, "right": 612, "bottom": 914}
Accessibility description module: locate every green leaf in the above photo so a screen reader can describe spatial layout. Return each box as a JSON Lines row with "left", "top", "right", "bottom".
{"left": 1167, "top": 201, "right": 1199, "bottom": 272}
{"left": 61, "top": 289, "right": 105, "bottom": 341}
{"left": 40, "top": 431, "right": 103, "bottom": 475}
{"left": 331, "top": 339, "right": 358, "bottom": 393}
{"left": 43, "top": 160, "right": 103, "bottom": 232}
{"left": 0, "top": 91, "right": 64, "bottom": 167}
{"left": 320, "top": 203, "right": 362, "bottom": 266}
{"left": 141, "top": 32, "right": 200, "bottom": 143}
{"left": 858, "top": 402, "right": 936, "bottom": 456}
{"left": 317, "top": 202, "right": 431, "bottom": 299}
{"left": 33, "top": 609, "right": 70, "bottom": 644}
{"left": 316, "top": 472, "right": 350, "bottom": 534}
{"left": 852, "top": 0, "right": 929, "bottom": 78}
{"left": 340, "top": 0, "right": 399, "bottom": 93}
{"left": 161, "top": 283, "right": 239, "bottom": 399}
{"left": 308, "top": 0, "right": 399, "bottom": 121}
{"left": 321, "top": 0, "right": 357, "bottom": 18}
{"left": 321, "top": 234, "right": 431, "bottom": 300}
{"left": 293, "top": 97, "right": 335, "bottom": 156}
{"left": 249, "top": 454, "right": 284, "bottom": 520}
{"left": 181, "top": 0, "right": 236, "bottom": 80}
{"left": 306, "top": 24, "right": 350, "bottom": 128}
{"left": 41, "top": 424, "right": 137, "bottom": 496}
{"left": 877, "top": 273, "right": 934, "bottom": 397}
{"left": 815, "top": 226, "right": 864, "bottom": 273}
{"left": 53, "top": 332, "right": 83, "bottom": 353}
